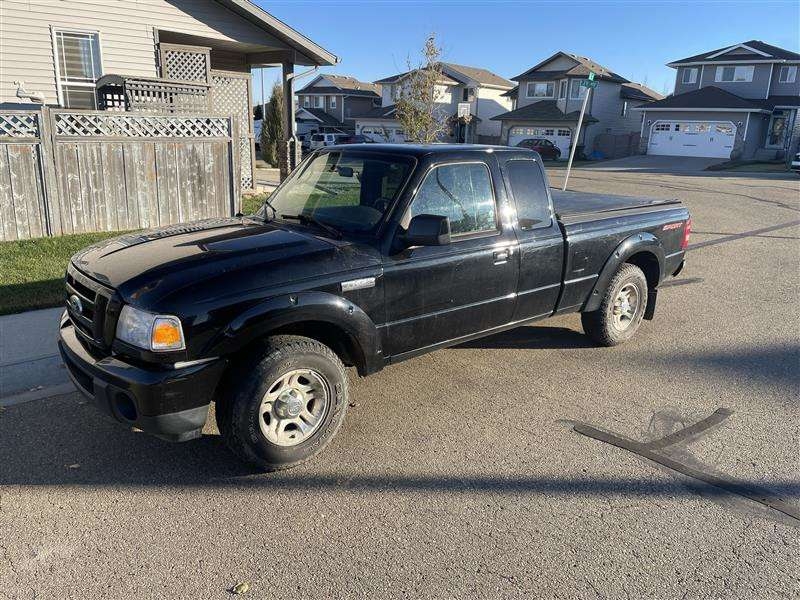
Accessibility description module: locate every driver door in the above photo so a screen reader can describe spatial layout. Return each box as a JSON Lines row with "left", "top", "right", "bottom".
{"left": 381, "top": 159, "right": 518, "bottom": 359}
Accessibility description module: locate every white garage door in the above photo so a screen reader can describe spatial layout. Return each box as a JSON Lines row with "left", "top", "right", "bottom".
{"left": 508, "top": 126, "right": 571, "bottom": 157}
{"left": 648, "top": 121, "right": 735, "bottom": 159}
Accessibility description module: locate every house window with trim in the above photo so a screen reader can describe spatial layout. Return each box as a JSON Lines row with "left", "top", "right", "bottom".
{"left": 715, "top": 65, "right": 754, "bottom": 82}
{"left": 681, "top": 68, "right": 698, "bottom": 85}
{"left": 778, "top": 65, "right": 797, "bottom": 83}
{"left": 526, "top": 81, "right": 554, "bottom": 98}
{"left": 314, "top": 95, "right": 324, "bottom": 108}
{"left": 559, "top": 80, "right": 567, "bottom": 99}
{"left": 303, "top": 96, "right": 310, "bottom": 108}
{"left": 53, "top": 29, "right": 102, "bottom": 109}
{"left": 569, "top": 79, "right": 587, "bottom": 99}
{"left": 330, "top": 96, "right": 337, "bottom": 108}
{"left": 620, "top": 101, "right": 628, "bottom": 117}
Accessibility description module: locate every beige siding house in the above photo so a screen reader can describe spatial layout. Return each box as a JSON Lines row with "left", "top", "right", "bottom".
{"left": 1, "top": 0, "right": 336, "bottom": 109}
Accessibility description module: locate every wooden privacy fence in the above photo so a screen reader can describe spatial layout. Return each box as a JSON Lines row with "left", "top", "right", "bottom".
{"left": 0, "top": 108, "right": 239, "bottom": 242}
{"left": 593, "top": 132, "right": 641, "bottom": 160}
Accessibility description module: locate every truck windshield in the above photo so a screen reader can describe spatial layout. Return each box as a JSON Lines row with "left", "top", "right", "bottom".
{"left": 263, "top": 151, "right": 413, "bottom": 235}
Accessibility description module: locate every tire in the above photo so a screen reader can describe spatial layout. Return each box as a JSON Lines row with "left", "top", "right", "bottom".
{"left": 217, "top": 335, "right": 349, "bottom": 471}
{"left": 581, "top": 263, "right": 649, "bottom": 347}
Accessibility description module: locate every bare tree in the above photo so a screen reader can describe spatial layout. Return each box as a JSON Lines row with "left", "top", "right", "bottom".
{"left": 395, "top": 34, "right": 449, "bottom": 144}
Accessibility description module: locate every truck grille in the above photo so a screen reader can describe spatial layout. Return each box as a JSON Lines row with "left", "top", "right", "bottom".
{"left": 65, "top": 265, "right": 119, "bottom": 351}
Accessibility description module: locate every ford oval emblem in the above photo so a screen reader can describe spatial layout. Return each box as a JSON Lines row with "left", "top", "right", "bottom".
{"left": 68, "top": 294, "right": 83, "bottom": 315}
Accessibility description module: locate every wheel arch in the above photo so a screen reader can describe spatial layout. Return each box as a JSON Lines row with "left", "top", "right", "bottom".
{"left": 206, "top": 291, "right": 382, "bottom": 377}
{"left": 583, "top": 233, "right": 665, "bottom": 313}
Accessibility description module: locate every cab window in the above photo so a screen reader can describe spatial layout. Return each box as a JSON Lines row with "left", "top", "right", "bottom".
{"left": 504, "top": 159, "right": 552, "bottom": 230}
{"left": 408, "top": 162, "right": 497, "bottom": 236}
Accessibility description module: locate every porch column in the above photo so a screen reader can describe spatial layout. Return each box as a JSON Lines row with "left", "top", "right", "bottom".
{"left": 280, "top": 60, "right": 300, "bottom": 181}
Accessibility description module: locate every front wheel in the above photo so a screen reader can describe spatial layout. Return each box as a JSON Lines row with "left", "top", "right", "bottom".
{"left": 217, "top": 335, "right": 349, "bottom": 471}
{"left": 581, "top": 263, "right": 648, "bottom": 346}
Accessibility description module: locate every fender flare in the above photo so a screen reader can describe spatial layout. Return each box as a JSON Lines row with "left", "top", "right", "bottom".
{"left": 206, "top": 291, "right": 382, "bottom": 375}
{"left": 583, "top": 233, "right": 665, "bottom": 313}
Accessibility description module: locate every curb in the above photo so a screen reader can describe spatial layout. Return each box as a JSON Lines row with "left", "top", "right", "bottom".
{"left": 0, "top": 382, "right": 76, "bottom": 408}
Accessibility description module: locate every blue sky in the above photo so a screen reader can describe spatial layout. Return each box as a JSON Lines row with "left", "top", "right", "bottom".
{"left": 252, "top": 0, "right": 800, "bottom": 103}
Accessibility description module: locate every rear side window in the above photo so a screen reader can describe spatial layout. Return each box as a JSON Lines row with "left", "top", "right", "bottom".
{"left": 409, "top": 162, "right": 497, "bottom": 236}
{"left": 505, "top": 160, "right": 552, "bottom": 230}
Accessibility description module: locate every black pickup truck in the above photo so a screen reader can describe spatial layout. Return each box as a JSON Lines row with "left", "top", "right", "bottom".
{"left": 59, "top": 144, "right": 690, "bottom": 471}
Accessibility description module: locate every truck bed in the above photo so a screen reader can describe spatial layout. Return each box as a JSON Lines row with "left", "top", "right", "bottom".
{"left": 551, "top": 189, "right": 681, "bottom": 224}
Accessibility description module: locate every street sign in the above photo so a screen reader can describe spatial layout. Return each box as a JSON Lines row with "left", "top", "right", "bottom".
{"left": 579, "top": 80, "right": 599, "bottom": 88}
{"left": 588, "top": 71, "right": 596, "bottom": 81}
{"left": 457, "top": 102, "right": 470, "bottom": 118}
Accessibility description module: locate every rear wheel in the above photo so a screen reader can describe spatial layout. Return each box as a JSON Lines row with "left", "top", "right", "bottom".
{"left": 581, "top": 263, "right": 648, "bottom": 346}
{"left": 217, "top": 335, "right": 349, "bottom": 471}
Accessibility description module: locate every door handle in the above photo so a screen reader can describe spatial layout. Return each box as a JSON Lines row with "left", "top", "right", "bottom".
{"left": 493, "top": 249, "right": 511, "bottom": 264}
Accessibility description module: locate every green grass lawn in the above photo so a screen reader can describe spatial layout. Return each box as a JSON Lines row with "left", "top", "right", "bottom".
{"left": 0, "top": 231, "right": 125, "bottom": 316}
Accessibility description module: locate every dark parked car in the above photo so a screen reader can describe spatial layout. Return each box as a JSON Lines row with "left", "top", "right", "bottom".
{"left": 515, "top": 138, "right": 562, "bottom": 160}
{"left": 59, "top": 144, "right": 690, "bottom": 472}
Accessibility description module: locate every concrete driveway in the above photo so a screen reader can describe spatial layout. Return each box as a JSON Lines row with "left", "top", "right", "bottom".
{"left": 581, "top": 154, "right": 726, "bottom": 173}
{"left": 1, "top": 170, "right": 799, "bottom": 599}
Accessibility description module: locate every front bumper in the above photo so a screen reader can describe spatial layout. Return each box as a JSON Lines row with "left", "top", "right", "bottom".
{"left": 58, "top": 314, "right": 227, "bottom": 442}
{"left": 791, "top": 160, "right": 800, "bottom": 173}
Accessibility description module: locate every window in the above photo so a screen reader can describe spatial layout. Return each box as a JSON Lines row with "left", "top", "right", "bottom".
{"left": 314, "top": 96, "right": 324, "bottom": 108}
{"left": 266, "top": 151, "right": 413, "bottom": 234}
{"left": 462, "top": 87, "right": 475, "bottom": 102}
{"left": 559, "top": 80, "right": 567, "bottom": 99}
{"left": 653, "top": 123, "right": 671, "bottom": 132}
{"left": 715, "top": 65, "right": 754, "bottom": 82}
{"left": 409, "top": 163, "right": 497, "bottom": 237}
{"left": 557, "top": 129, "right": 570, "bottom": 137}
{"left": 330, "top": 96, "right": 337, "bottom": 108}
{"left": 52, "top": 29, "right": 102, "bottom": 109}
{"left": 569, "top": 79, "right": 587, "bottom": 99}
{"left": 682, "top": 68, "right": 698, "bottom": 85}
{"left": 621, "top": 101, "right": 628, "bottom": 117}
{"left": 505, "top": 160, "right": 551, "bottom": 230}
{"left": 778, "top": 65, "right": 797, "bottom": 83}
{"left": 526, "top": 81, "right": 554, "bottom": 98}
{"left": 392, "top": 85, "right": 401, "bottom": 101}
{"left": 303, "top": 96, "right": 310, "bottom": 108}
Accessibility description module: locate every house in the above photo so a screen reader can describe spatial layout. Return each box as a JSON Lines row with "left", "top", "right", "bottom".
{"left": 1, "top": 0, "right": 337, "bottom": 184}
{"left": 295, "top": 74, "right": 381, "bottom": 134}
{"left": 637, "top": 40, "right": 800, "bottom": 160}
{"left": 492, "top": 52, "right": 662, "bottom": 158}
{"left": 354, "top": 63, "right": 514, "bottom": 144}
{"left": 0, "top": 0, "right": 336, "bottom": 242}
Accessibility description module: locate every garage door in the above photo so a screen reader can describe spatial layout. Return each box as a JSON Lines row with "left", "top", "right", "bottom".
{"left": 648, "top": 121, "right": 735, "bottom": 158}
{"left": 509, "top": 126, "right": 571, "bottom": 157}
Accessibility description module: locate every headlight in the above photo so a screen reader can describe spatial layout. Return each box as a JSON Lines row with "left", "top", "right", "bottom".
{"left": 115, "top": 305, "right": 185, "bottom": 351}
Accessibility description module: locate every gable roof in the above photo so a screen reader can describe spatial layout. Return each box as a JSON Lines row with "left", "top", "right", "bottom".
{"left": 638, "top": 86, "right": 769, "bottom": 111}
{"left": 620, "top": 82, "right": 663, "bottom": 102}
{"left": 374, "top": 62, "right": 512, "bottom": 88}
{"left": 358, "top": 104, "right": 398, "bottom": 120}
{"left": 441, "top": 63, "right": 514, "bottom": 88}
{"left": 491, "top": 100, "right": 598, "bottom": 124}
{"left": 668, "top": 40, "right": 800, "bottom": 66}
{"left": 513, "top": 51, "right": 628, "bottom": 83}
{"left": 297, "top": 107, "right": 344, "bottom": 125}
{"left": 299, "top": 75, "right": 380, "bottom": 98}
{"left": 213, "top": 0, "right": 337, "bottom": 65}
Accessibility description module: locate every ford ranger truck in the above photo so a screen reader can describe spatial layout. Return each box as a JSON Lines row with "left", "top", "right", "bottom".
{"left": 58, "top": 144, "right": 690, "bottom": 471}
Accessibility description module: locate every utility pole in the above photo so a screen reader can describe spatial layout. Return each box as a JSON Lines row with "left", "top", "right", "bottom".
{"left": 562, "top": 72, "right": 597, "bottom": 191}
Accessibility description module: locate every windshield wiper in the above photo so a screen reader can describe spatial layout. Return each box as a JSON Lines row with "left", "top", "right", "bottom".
{"left": 262, "top": 196, "right": 278, "bottom": 220}
{"left": 280, "top": 213, "right": 342, "bottom": 239}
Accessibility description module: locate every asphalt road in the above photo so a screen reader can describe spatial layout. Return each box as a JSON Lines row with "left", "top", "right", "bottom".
{"left": 1, "top": 168, "right": 799, "bottom": 599}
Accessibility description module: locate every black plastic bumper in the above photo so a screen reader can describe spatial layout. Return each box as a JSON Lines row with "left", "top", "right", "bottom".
{"left": 58, "top": 316, "right": 227, "bottom": 442}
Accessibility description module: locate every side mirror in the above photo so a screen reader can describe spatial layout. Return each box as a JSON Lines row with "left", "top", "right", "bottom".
{"left": 403, "top": 214, "right": 451, "bottom": 247}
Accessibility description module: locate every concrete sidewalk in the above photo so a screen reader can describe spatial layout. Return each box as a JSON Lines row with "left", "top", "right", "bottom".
{"left": 0, "top": 307, "right": 74, "bottom": 404}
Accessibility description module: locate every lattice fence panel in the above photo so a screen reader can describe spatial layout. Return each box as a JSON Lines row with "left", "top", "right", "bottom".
{"left": 0, "top": 112, "right": 40, "bottom": 138}
{"left": 54, "top": 113, "right": 231, "bottom": 138}
{"left": 160, "top": 45, "right": 210, "bottom": 83}
{"left": 210, "top": 71, "right": 254, "bottom": 191}
{"left": 125, "top": 79, "right": 210, "bottom": 114}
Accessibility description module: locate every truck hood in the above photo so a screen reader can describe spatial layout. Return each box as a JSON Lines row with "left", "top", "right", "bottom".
{"left": 70, "top": 217, "right": 380, "bottom": 310}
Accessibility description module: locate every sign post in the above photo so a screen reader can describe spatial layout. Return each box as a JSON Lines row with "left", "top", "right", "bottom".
{"left": 562, "top": 72, "right": 597, "bottom": 191}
